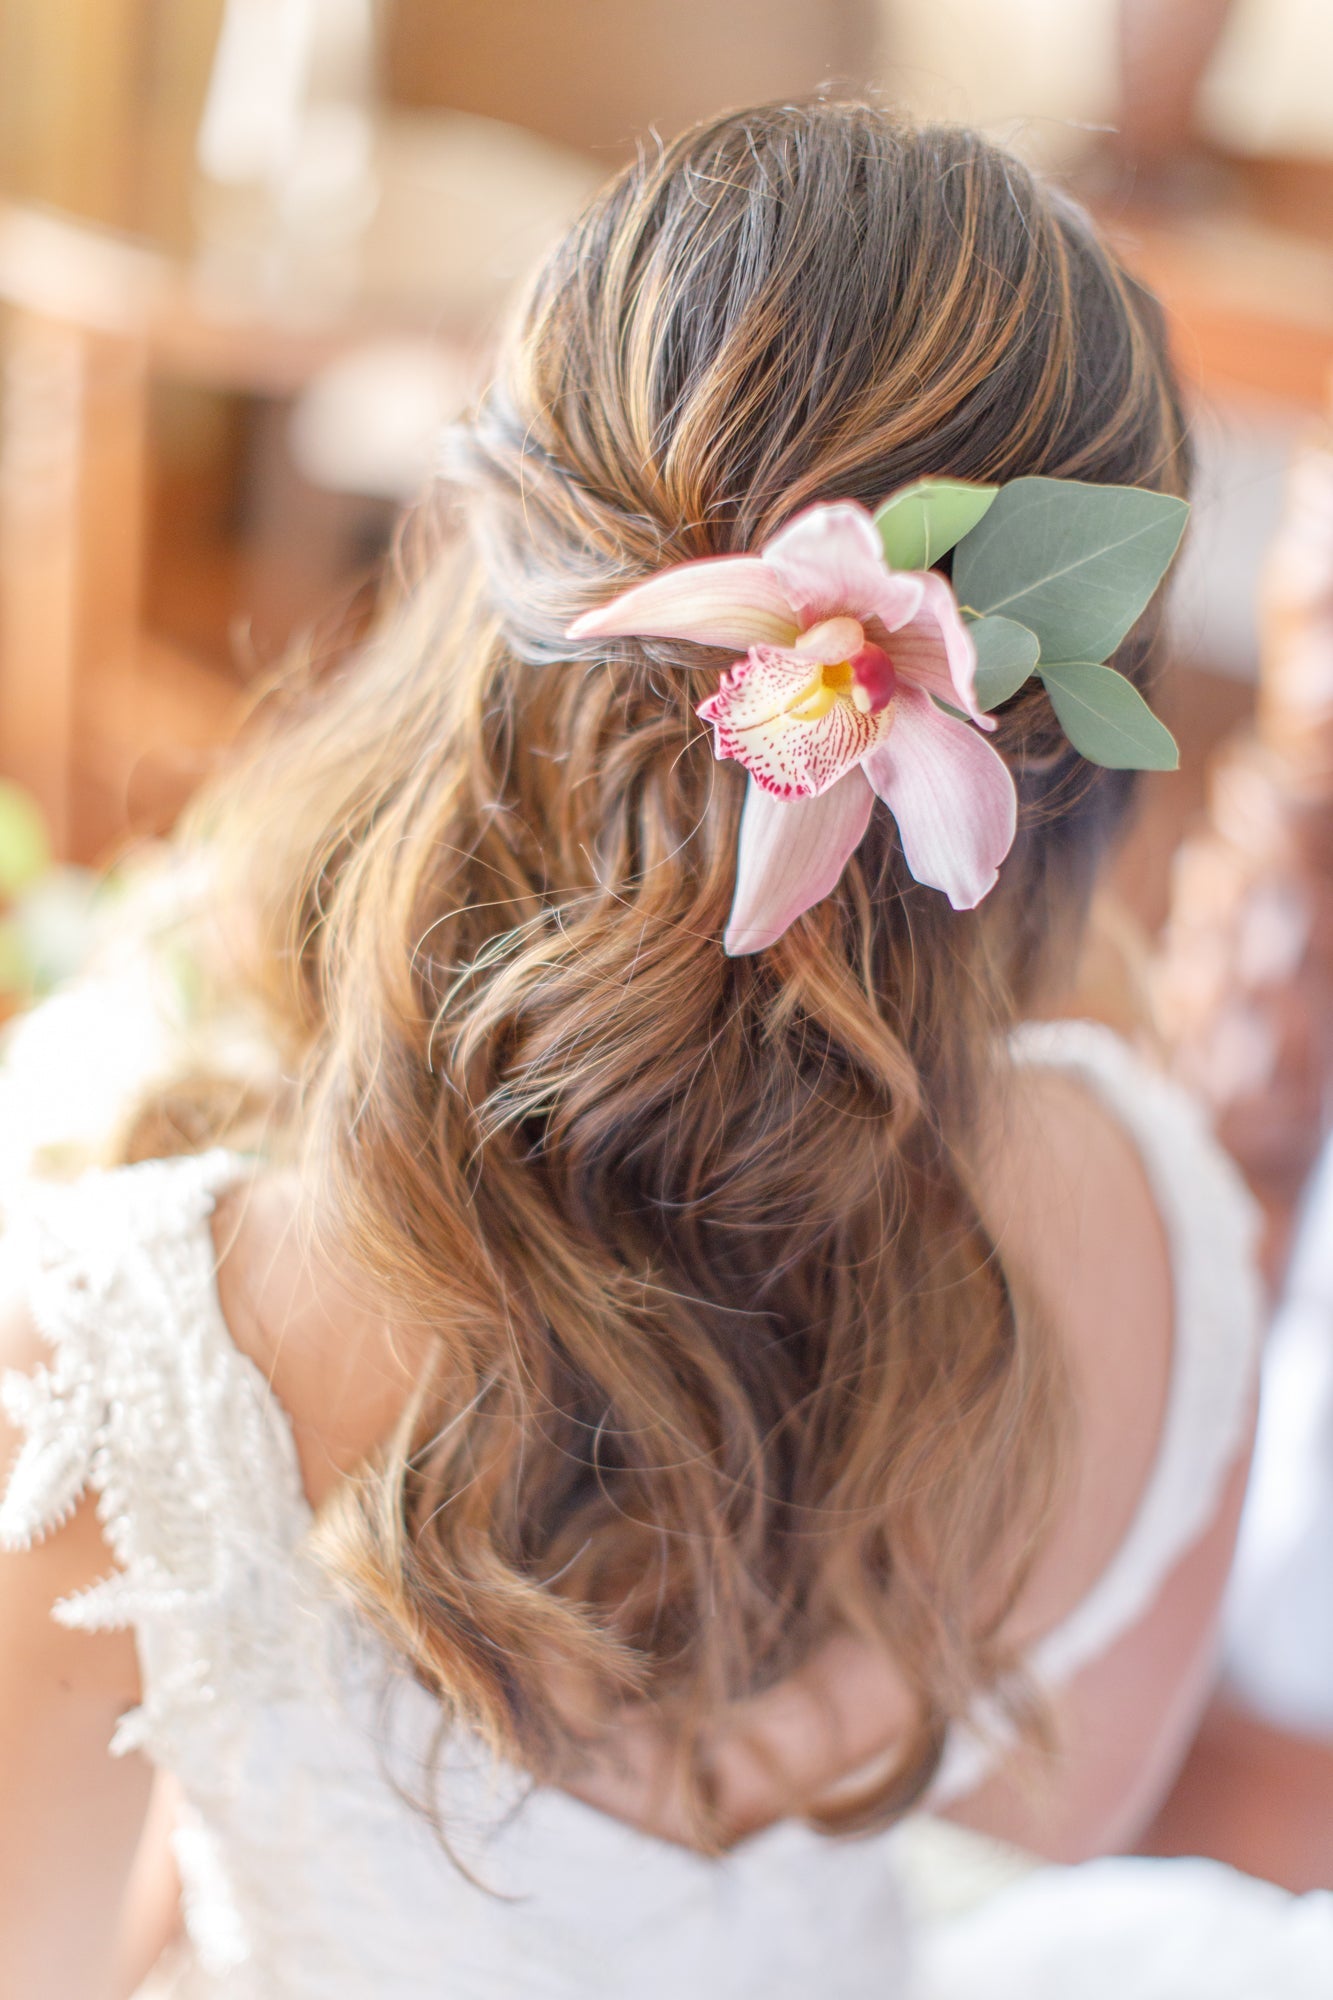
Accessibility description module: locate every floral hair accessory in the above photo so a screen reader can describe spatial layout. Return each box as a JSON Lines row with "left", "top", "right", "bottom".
{"left": 568, "top": 476, "right": 1188, "bottom": 955}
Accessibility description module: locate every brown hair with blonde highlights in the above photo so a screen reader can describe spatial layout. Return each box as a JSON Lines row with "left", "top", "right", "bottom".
{"left": 154, "top": 102, "right": 1190, "bottom": 1845}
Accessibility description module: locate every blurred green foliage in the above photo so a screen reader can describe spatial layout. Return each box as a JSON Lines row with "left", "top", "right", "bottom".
{"left": 0, "top": 783, "right": 101, "bottom": 1006}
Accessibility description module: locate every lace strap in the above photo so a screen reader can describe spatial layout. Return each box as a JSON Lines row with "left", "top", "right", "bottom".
{"left": 0, "top": 1152, "right": 315, "bottom": 1757}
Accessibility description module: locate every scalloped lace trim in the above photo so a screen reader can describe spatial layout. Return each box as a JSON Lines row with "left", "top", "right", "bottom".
{"left": 0, "top": 1150, "right": 315, "bottom": 1759}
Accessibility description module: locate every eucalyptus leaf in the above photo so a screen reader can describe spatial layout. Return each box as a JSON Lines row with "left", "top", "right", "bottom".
{"left": 969, "top": 615, "right": 1040, "bottom": 711}
{"left": 952, "top": 477, "right": 1189, "bottom": 664}
{"left": 1039, "top": 662, "right": 1179, "bottom": 771}
{"left": 874, "top": 479, "right": 998, "bottom": 573}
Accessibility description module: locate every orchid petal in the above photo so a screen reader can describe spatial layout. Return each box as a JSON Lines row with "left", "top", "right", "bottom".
{"left": 698, "top": 646, "right": 889, "bottom": 799}
{"left": 886, "top": 572, "right": 991, "bottom": 728}
{"left": 762, "top": 503, "right": 923, "bottom": 631}
{"left": 794, "top": 615, "right": 867, "bottom": 665}
{"left": 567, "top": 557, "right": 798, "bottom": 650}
{"left": 724, "top": 770, "right": 875, "bottom": 955}
{"left": 861, "top": 685, "right": 1017, "bottom": 910}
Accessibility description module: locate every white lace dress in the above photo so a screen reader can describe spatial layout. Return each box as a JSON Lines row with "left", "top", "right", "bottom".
{"left": 2, "top": 1021, "right": 1331, "bottom": 1998}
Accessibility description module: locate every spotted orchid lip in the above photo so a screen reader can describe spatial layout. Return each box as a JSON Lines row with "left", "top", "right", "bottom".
{"left": 566, "top": 498, "right": 1017, "bottom": 952}
{"left": 697, "top": 645, "right": 893, "bottom": 800}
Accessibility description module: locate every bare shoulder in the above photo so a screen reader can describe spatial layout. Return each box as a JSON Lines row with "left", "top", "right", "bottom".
{"left": 971, "top": 1047, "right": 1175, "bottom": 1641}
{"left": 209, "top": 1175, "right": 426, "bottom": 1512}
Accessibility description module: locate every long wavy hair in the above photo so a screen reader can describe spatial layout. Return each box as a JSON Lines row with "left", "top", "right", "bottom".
{"left": 138, "top": 102, "right": 1190, "bottom": 1845}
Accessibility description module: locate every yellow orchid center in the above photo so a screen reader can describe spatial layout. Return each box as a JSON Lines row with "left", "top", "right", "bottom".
{"left": 783, "top": 616, "right": 897, "bottom": 723}
{"left": 787, "top": 616, "right": 865, "bottom": 722}
{"left": 787, "top": 659, "right": 854, "bottom": 723}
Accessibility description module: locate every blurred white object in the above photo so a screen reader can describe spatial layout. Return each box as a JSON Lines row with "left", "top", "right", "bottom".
{"left": 198, "top": 0, "right": 320, "bottom": 186}
{"left": 0, "top": 858, "right": 279, "bottom": 1194}
{"left": 198, "top": 0, "right": 375, "bottom": 193}
{"left": 194, "top": 92, "right": 601, "bottom": 330}
{"left": 1168, "top": 401, "right": 1300, "bottom": 682}
{"left": 281, "top": 110, "right": 602, "bottom": 496}
{"left": 194, "top": 0, "right": 380, "bottom": 314}
{"left": 9, "top": 867, "right": 101, "bottom": 992}
{"left": 1202, "top": 0, "right": 1333, "bottom": 159}
{"left": 1226, "top": 1134, "right": 1333, "bottom": 1734}
{"left": 877, "top": 0, "right": 1333, "bottom": 168}
{"left": 918, "top": 1852, "right": 1333, "bottom": 1999}
{"left": 0, "top": 965, "right": 183, "bottom": 1192}
{"left": 876, "top": 0, "right": 1117, "bottom": 169}
{"left": 361, "top": 111, "right": 602, "bottom": 322}
{"left": 290, "top": 337, "right": 473, "bottom": 500}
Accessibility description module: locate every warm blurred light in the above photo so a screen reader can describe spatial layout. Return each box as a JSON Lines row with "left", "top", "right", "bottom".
{"left": 196, "top": 0, "right": 320, "bottom": 187}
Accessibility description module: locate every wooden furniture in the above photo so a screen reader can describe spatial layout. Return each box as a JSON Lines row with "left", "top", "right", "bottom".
{"left": 0, "top": 200, "right": 367, "bottom": 860}
{"left": 386, "top": 0, "right": 879, "bottom": 161}
{"left": 0, "top": 86, "right": 601, "bottom": 861}
{"left": 3, "top": 0, "right": 1330, "bottom": 871}
{"left": 1107, "top": 202, "right": 1333, "bottom": 412}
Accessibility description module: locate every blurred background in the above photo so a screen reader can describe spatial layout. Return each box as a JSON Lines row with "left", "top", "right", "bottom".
{"left": 0, "top": 0, "right": 1328, "bottom": 861}
{"left": 0, "top": 0, "right": 1326, "bottom": 856}
{"left": 2, "top": 0, "right": 1333, "bottom": 1894}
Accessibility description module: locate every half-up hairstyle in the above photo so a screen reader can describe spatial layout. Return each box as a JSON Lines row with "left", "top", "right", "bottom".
{"left": 145, "top": 101, "right": 1191, "bottom": 1846}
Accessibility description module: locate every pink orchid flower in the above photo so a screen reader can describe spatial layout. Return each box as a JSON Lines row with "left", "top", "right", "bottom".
{"left": 568, "top": 501, "right": 1017, "bottom": 955}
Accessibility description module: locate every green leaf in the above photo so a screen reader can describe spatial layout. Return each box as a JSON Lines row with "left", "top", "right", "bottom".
{"left": 874, "top": 479, "right": 998, "bottom": 572}
{"left": 969, "top": 615, "right": 1040, "bottom": 711}
{"left": 1039, "top": 662, "right": 1179, "bottom": 770}
{"left": 951, "top": 477, "right": 1189, "bottom": 663}
{"left": 0, "top": 782, "right": 50, "bottom": 901}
